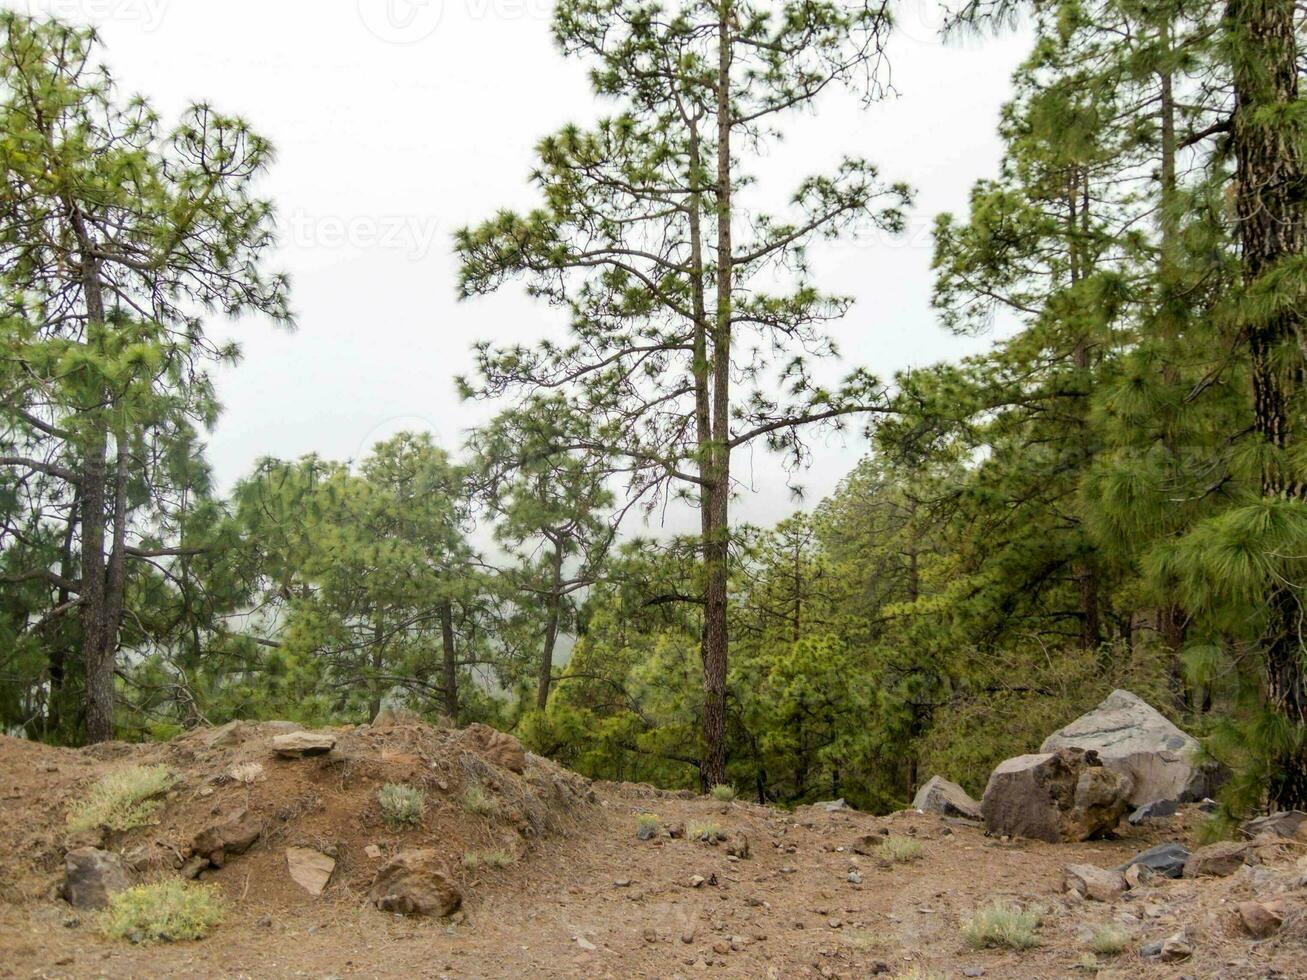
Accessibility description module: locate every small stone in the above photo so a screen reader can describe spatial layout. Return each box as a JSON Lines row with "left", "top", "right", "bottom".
{"left": 1116, "top": 842, "right": 1190, "bottom": 879}
{"left": 1128, "top": 799, "right": 1179, "bottom": 825}
{"left": 364, "top": 844, "right": 382, "bottom": 859}
{"left": 1159, "top": 932, "right": 1192, "bottom": 962}
{"left": 681, "top": 929, "right": 696, "bottom": 944}
{"left": 1237, "top": 900, "right": 1284, "bottom": 938}
{"left": 847, "top": 870, "right": 862, "bottom": 884}
{"left": 62, "top": 848, "right": 129, "bottom": 910}
{"left": 726, "top": 834, "right": 750, "bottom": 859}
{"left": 827, "top": 917, "right": 842, "bottom": 929}
{"left": 270, "top": 731, "right": 336, "bottom": 758}
{"left": 963, "top": 969, "right": 985, "bottom": 978}
{"left": 286, "top": 847, "right": 335, "bottom": 896}
{"left": 712, "top": 940, "right": 730, "bottom": 955}
{"left": 1124, "top": 863, "right": 1154, "bottom": 889}
{"left": 1184, "top": 840, "right": 1251, "bottom": 877}
{"left": 689, "top": 874, "right": 706, "bottom": 888}
{"left": 643, "top": 927, "right": 658, "bottom": 943}
{"left": 1064, "top": 864, "right": 1127, "bottom": 901}
{"left": 575, "top": 935, "right": 597, "bottom": 952}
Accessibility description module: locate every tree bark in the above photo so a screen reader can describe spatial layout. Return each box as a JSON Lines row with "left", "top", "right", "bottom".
{"left": 1227, "top": 0, "right": 1307, "bottom": 808}
{"left": 536, "top": 539, "right": 565, "bottom": 709}
{"left": 440, "top": 599, "right": 459, "bottom": 720}
{"left": 698, "top": 0, "right": 734, "bottom": 789}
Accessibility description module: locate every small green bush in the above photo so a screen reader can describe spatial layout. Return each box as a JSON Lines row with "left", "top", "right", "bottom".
{"left": 100, "top": 880, "right": 224, "bottom": 943}
{"left": 462, "top": 848, "right": 514, "bottom": 871}
{"left": 962, "top": 901, "right": 1042, "bottom": 950}
{"left": 68, "top": 765, "right": 177, "bottom": 833}
{"left": 460, "top": 784, "right": 499, "bottom": 817}
{"left": 710, "top": 784, "right": 736, "bottom": 801}
{"left": 876, "top": 835, "right": 924, "bottom": 863}
{"left": 1089, "top": 924, "right": 1128, "bottom": 955}
{"left": 377, "top": 782, "right": 425, "bottom": 828}
{"left": 636, "top": 812, "right": 659, "bottom": 830}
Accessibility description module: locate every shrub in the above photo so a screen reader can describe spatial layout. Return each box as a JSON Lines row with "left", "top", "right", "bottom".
{"left": 100, "top": 880, "right": 224, "bottom": 943}
{"left": 710, "top": 784, "right": 736, "bottom": 801}
{"left": 876, "top": 836, "right": 924, "bottom": 863}
{"left": 377, "top": 783, "right": 425, "bottom": 828}
{"left": 1089, "top": 924, "right": 1128, "bottom": 955}
{"left": 687, "top": 821, "right": 725, "bottom": 842}
{"left": 894, "top": 968, "right": 946, "bottom": 980}
{"left": 462, "top": 848, "right": 514, "bottom": 871}
{"left": 460, "top": 784, "right": 499, "bottom": 817}
{"left": 68, "top": 765, "right": 177, "bottom": 833}
{"left": 962, "top": 901, "right": 1042, "bottom": 950}
{"left": 226, "top": 762, "right": 265, "bottom": 785}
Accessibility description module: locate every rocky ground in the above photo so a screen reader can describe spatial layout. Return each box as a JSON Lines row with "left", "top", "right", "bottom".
{"left": 1, "top": 719, "right": 1305, "bottom": 979}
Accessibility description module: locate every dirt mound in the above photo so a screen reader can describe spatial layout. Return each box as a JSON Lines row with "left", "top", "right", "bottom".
{"left": 3, "top": 729, "right": 1307, "bottom": 978}
{"left": 0, "top": 718, "right": 595, "bottom": 910}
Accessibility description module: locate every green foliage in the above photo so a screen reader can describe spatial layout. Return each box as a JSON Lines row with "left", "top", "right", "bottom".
{"left": 962, "top": 902, "right": 1042, "bottom": 950}
{"left": 709, "top": 784, "right": 736, "bottom": 802}
{"left": 460, "top": 784, "right": 499, "bottom": 818}
{"left": 1089, "top": 924, "right": 1128, "bottom": 955}
{"left": 462, "top": 849, "right": 514, "bottom": 870}
{"left": 100, "top": 881, "right": 224, "bottom": 944}
{"left": 687, "top": 821, "right": 724, "bottom": 842}
{"left": 377, "top": 783, "right": 425, "bottom": 828}
{"left": 67, "top": 766, "right": 177, "bottom": 833}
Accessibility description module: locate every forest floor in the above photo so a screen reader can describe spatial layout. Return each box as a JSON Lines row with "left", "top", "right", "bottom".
{"left": 0, "top": 721, "right": 1304, "bottom": 979}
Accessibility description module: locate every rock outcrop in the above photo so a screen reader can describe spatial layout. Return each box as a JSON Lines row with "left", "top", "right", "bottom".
{"left": 369, "top": 849, "right": 462, "bottom": 916}
{"left": 62, "top": 847, "right": 130, "bottom": 909}
{"left": 462, "top": 723, "right": 526, "bottom": 774}
{"left": 911, "top": 776, "right": 981, "bottom": 820}
{"left": 1040, "top": 689, "right": 1222, "bottom": 805}
{"left": 981, "top": 747, "right": 1131, "bottom": 843}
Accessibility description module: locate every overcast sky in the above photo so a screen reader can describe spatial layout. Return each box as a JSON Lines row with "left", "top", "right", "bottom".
{"left": 25, "top": 0, "right": 1029, "bottom": 531}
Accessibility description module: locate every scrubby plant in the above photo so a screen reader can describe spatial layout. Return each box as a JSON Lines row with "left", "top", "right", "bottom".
{"left": 894, "top": 968, "right": 946, "bottom": 980}
{"left": 710, "top": 784, "right": 736, "bottom": 802}
{"left": 100, "top": 881, "right": 224, "bottom": 943}
{"left": 962, "top": 901, "right": 1042, "bottom": 950}
{"left": 635, "top": 812, "right": 660, "bottom": 838}
{"left": 68, "top": 765, "right": 177, "bottom": 833}
{"left": 687, "top": 821, "right": 725, "bottom": 842}
{"left": 226, "top": 762, "right": 265, "bottom": 785}
{"left": 462, "top": 848, "right": 515, "bottom": 871}
{"left": 876, "top": 836, "right": 924, "bottom": 863}
{"left": 1089, "top": 924, "right": 1128, "bottom": 956}
{"left": 460, "top": 784, "right": 499, "bottom": 817}
{"left": 377, "top": 783, "right": 425, "bottom": 828}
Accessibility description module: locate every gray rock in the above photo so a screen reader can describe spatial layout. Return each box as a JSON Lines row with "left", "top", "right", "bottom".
{"left": 1115, "top": 842, "right": 1190, "bottom": 879}
{"left": 912, "top": 776, "right": 981, "bottom": 821}
{"left": 1064, "top": 863, "right": 1127, "bottom": 901}
{"left": 1183, "top": 840, "right": 1251, "bottom": 877}
{"left": 1242, "top": 810, "right": 1307, "bottom": 840}
{"left": 1041, "top": 689, "right": 1223, "bottom": 805}
{"left": 1128, "top": 799, "right": 1179, "bottom": 825}
{"left": 981, "top": 748, "right": 1131, "bottom": 843}
{"left": 286, "top": 847, "right": 335, "bottom": 896}
{"left": 62, "top": 847, "right": 129, "bottom": 910}
{"left": 270, "top": 731, "right": 336, "bottom": 757}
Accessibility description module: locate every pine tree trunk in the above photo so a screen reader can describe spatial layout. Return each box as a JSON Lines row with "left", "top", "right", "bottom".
{"left": 536, "top": 540, "right": 564, "bottom": 709}
{"left": 440, "top": 600, "right": 459, "bottom": 720}
{"left": 698, "top": 0, "right": 734, "bottom": 790}
{"left": 1227, "top": 0, "right": 1307, "bottom": 808}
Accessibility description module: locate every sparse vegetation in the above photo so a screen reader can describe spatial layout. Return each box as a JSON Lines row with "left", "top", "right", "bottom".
{"left": 100, "top": 880, "right": 224, "bottom": 943}
{"left": 876, "top": 835, "right": 924, "bottom": 863}
{"left": 460, "top": 784, "right": 499, "bottom": 817}
{"left": 710, "top": 784, "right": 736, "bottom": 802}
{"left": 462, "top": 848, "right": 515, "bottom": 871}
{"left": 1089, "top": 924, "right": 1129, "bottom": 956}
{"left": 226, "top": 762, "right": 265, "bottom": 785}
{"left": 67, "top": 765, "right": 177, "bottom": 833}
{"left": 687, "top": 820, "right": 725, "bottom": 842}
{"left": 635, "top": 813, "right": 660, "bottom": 836}
{"left": 377, "top": 782, "right": 425, "bottom": 828}
{"left": 894, "top": 967, "right": 946, "bottom": 980}
{"left": 962, "top": 901, "right": 1042, "bottom": 950}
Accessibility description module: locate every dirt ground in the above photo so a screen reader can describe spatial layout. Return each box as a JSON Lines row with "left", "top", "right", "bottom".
{"left": 1, "top": 724, "right": 1304, "bottom": 979}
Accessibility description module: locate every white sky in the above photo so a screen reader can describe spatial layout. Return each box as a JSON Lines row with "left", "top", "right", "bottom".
{"left": 24, "top": 0, "right": 1029, "bottom": 531}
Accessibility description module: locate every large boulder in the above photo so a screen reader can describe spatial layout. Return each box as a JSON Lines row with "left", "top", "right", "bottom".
{"left": 912, "top": 776, "right": 981, "bottom": 821}
{"left": 461, "top": 723, "right": 526, "bottom": 774}
{"left": 62, "top": 847, "right": 130, "bottom": 909}
{"left": 369, "top": 849, "right": 462, "bottom": 916}
{"left": 981, "top": 747, "right": 1131, "bottom": 843}
{"left": 1040, "top": 689, "right": 1222, "bottom": 805}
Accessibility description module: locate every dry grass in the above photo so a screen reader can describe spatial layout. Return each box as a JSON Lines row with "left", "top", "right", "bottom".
{"left": 962, "top": 900, "right": 1042, "bottom": 950}
{"left": 67, "top": 765, "right": 177, "bottom": 833}
{"left": 462, "top": 848, "right": 515, "bottom": 871}
{"left": 100, "top": 880, "right": 223, "bottom": 943}
{"left": 1089, "top": 924, "right": 1129, "bottom": 955}
{"left": 876, "top": 835, "right": 924, "bottom": 863}
{"left": 710, "top": 784, "right": 736, "bottom": 801}
{"left": 688, "top": 820, "right": 725, "bottom": 842}
{"left": 377, "top": 783, "right": 425, "bottom": 828}
{"left": 460, "top": 784, "right": 499, "bottom": 817}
